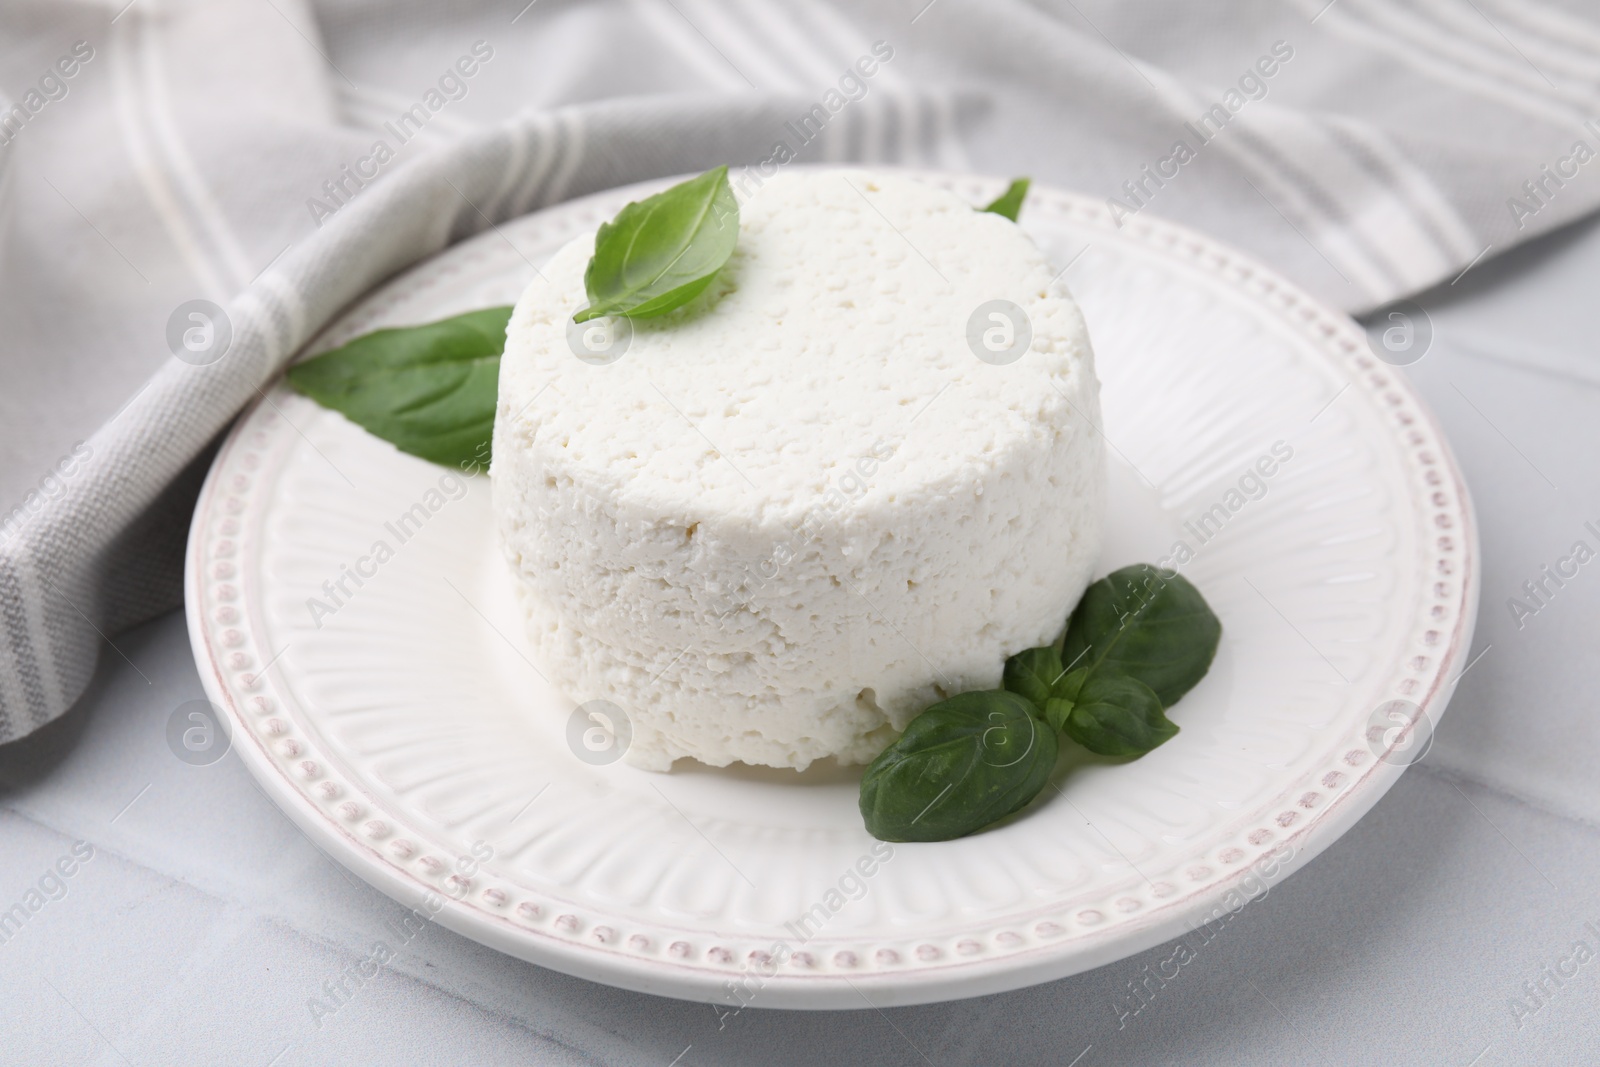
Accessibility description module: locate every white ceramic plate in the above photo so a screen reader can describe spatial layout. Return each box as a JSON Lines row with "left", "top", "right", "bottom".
{"left": 185, "top": 170, "right": 1477, "bottom": 1009}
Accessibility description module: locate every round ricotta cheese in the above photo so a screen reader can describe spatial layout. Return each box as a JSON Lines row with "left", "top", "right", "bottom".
{"left": 492, "top": 170, "right": 1104, "bottom": 771}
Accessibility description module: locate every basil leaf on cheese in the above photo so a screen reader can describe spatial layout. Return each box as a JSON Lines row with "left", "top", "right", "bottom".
{"left": 981, "top": 177, "right": 1030, "bottom": 222}
{"left": 286, "top": 306, "right": 511, "bottom": 468}
{"left": 859, "top": 690, "right": 1057, "bottom": 842}
{"left": 574, "top": 165, "right": 740, "bottom": 323}
{"left": 1059, "top": 564, "right": 1222, "bottom": 708}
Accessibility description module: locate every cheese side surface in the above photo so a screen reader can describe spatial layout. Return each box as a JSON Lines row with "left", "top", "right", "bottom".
{"left": 491, "top": 170, "right": 1105, "bottom": 771}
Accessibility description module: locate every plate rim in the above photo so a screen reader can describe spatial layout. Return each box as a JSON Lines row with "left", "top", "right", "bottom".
{"left": 184, "top": 166, "right": 1480, "bottom": 1009}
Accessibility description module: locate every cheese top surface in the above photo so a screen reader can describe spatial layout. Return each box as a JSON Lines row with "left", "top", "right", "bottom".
{"left": 498, "top": 170, "right": 1093, "bottom": 524}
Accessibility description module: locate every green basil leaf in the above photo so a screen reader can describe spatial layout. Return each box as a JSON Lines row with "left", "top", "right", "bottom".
{"left": 981, "top": 177, "right": 1030, "bottom": 222}
{"left": 1059, "top": 564, "right": 1222, "bottom": 707}
{"left": 1002, "top": 645, "right": 1065, "bottom": 710}
{"left": 1054, "top": 665, "right": 1089, "bottom": 704}
{"left": 286, "top": 306, "right": 510, "bottom": 468}
{"left": 1043, "top": 696, "right": 1075, "bottom": 734}
{"left": 1041, "top": 666, "right": 1090, "bottom": 732}
{"left": 1061, "top": 674, "right": 1177, "bottom": 757}
{"left": 859, "top": 690, "right": 1057, "bottom": 842}
{"left": 574, "top": 165, "right": 739, "bottom": 323}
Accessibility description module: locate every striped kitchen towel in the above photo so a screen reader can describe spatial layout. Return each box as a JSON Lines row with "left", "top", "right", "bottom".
{"left": 1, "top": 0, "right": 1596, "bottom": 743}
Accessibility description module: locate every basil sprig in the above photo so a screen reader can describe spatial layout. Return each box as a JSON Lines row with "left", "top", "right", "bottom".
{"left": 573, "top": 165, "right": 739, "bottom": 323}
{"left": 981, "top": 177, "right": 1030, "bottom": 222}
{"left": 286, "top": 306, "right": 511, "bottom": 467}
{"left": 859, "top": 565, "right": 1220, "bottom": 842}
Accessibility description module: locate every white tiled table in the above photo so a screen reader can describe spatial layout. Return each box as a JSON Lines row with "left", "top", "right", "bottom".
{"left": 5, "top": 216, "right": 1600, "bottom": 1066}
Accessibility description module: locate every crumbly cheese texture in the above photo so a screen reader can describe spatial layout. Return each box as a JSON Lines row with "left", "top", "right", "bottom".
{"left": 492, "top": 171, "right": 1104, "bottom": 771}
